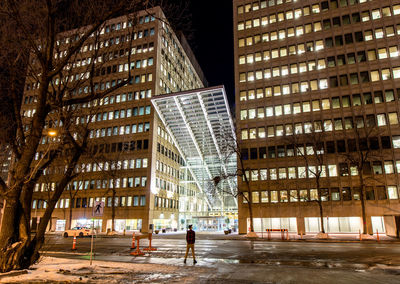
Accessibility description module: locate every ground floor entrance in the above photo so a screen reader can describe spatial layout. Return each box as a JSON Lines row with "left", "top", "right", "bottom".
{"left": 248, "top": 216, "right": 389, "bottom": 234}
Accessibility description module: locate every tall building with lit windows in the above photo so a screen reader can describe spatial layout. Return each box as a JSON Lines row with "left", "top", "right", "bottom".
{"left": 23, "top": 6, "right": 214, "bottom": 233}
{"left": 234, "top": 0, "right": 400, "bottom": 236}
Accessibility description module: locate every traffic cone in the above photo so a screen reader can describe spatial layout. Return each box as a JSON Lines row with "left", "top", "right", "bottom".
{"left": 72, "top": 234, "right": 77, "bottom": 251}
{"left": 130, "top": 232, "right": 136, "bottom": 250}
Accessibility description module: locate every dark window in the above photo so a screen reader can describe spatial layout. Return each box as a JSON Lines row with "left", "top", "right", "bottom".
{"left": 352, "top": 12, "right": 360, "bottom": 23}
{"left": 323, "top": 19, "right": 331, "bottom": 30}
{"left": 344, "top": 33, "right": 353, "bottom": 44}
{"left": 359, "top": 138, "right": 368, "bottom": 151}
{"left": 363, "top": 92, "right": 372, "bottom": 104}
{"left": 340, "top": 75, "right": 348, "bottom": 86}
{"left": 381, "top": 136, "right": 391, "bottom": 149}
{"left": 355, "top": 31, "right": 363, "bottom": 42}
{"left": 347, "top": 53, "right": 356, "bottom": 64}
{"left": 326, "top": 141, "right": 335, "bottom": 153}
{"left": 144, "top": 140, "right": 149, "bottom": 149}
{"left": 339, "top": 163, "right": 349, "bottom": 176}
{"left": 366, "top": 115, "right": 376, "bottom": 127}
{"left": 333, "top": 17, "right": 341, "bottom": 27}
{"left": 259, "top": 147, "right": 266, "bottom": 159}
{"left": 241, "top": 148, "right": 249, "bottom": 160}
{"left": 337, "top": 55, "right": 346, "bottom": 66}
{"left": 321, "top": 1, "right": 329, "bottom": 11}
{"left": 376, "top": 186, "right": 387, "bottom": 200}
{"left": 352, "top": 94, "right": 362, "bottom": 106}
{"left": 335, "top": 35, "right": 343, "bottom": 46}
{"left": 350, "top": 73, "right": 359, "bottom": 84}
{"left": 369, "top": 137, "right": 379, "bottom": 150}
{"left": 374, "top": 91, "right": 383, "bottom": 103}
{"left": 82, "top": 198, "right": 87, "bottom": 208}
{"left": 327, "top": 56, "right": 336, "bottom": 67}
{"left": 277, "top": 146, "right": 285, "bottom": 157}
{"left": 342, "top": 15, "right": 351, "bottom": 25}
{"left": 357, "top": 51, "right": 366, "bottom": 62}
{"left": 342, "top": 187, "right": 352, "bottom": 201}
{"left": 353, "top": 187, "right": 361, "bottom": 200}
{"left": 268, "top": 146, "right": 276, "bottom": 158}
{"left": 337, "top": 140, "right": 346, "bottom": 152}
{"left": 366, "top": 187, "right": 375, "bottom": 200}
{"left": 360, "top": 71, "right": 369, "bottom": 83}
{"left": 325, "top": 37, "right": 334, "bottom": 48}
{"left": 250, "top": 148, "right": 258, "bottom": 159}
{"left": 329, "top": 76, "right": 338, "bottom": 87}
{"left": 330, "top": 0, "right": 338, "bottom": 9}
{"left": 76, "top": 198, "right": 81, "bottom": 208}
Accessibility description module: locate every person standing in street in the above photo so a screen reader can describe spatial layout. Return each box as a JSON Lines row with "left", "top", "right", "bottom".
{"left": 184, "top": 225, "right": 197, "bottom": 264}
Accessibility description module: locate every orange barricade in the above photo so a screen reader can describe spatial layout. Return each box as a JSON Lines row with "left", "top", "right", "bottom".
{"left": 130, "top": 232, "right": 136, "bottom": 249}
{"left": 265, "top": 229, "right": 289, "bottom": 240}
{"left": 143, "top": 233, "right": 157, "bottom": 251}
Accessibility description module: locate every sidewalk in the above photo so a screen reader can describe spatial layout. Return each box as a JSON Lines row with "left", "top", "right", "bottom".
{"left": 46, "top": 230, "right": 400, "bottom": 243}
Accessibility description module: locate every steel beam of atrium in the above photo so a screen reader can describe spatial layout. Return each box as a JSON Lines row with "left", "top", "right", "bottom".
{"left": 151, "top": 101, "right": 212, "bottom": 209}
{"left": 151, "top": 86, "right": 237, "bottom": 211}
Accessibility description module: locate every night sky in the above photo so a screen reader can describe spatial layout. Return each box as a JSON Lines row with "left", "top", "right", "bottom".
{"left": 189, "top": 1, "right": 235, "bottom": 106}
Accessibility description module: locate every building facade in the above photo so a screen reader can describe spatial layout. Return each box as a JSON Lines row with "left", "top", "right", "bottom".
{"left": 22, "top": 6, "right": 211, "bottom": 233}
{"left": 234, "top": 0, "right": 400, "bottom": 236}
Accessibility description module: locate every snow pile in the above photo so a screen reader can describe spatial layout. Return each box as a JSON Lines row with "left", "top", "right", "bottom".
{"left": 0, "top": 257, "right": 199, "bottom": 283}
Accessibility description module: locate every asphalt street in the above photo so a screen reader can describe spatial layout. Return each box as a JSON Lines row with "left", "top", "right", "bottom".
{"left": 40, "top": 233, "right": 400, "bottom": 283}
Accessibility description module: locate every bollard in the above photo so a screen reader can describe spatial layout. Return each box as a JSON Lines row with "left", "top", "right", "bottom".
{"left": 281, "top": 229, "right": 284, "bottom": 240}
{"left": 376, "top": 229, "right": 380, "bottom": 242}
{"left": 130, "top": 236, "right": 145, "bottom": 256}
{"left": 72, "top": 234, "right": 77, "bottom": 251}
{"left": 267, "top": 229, "right": 271, "bottom": 241}
{"left": 286, "top": 229, "right": 289, "bottom": 240}
{"left": 143, "top": 233, "right": 157, "bottom": 251}
{"left": 359, "top": 230, "right": 362, "bottom": 241}
{"left": 300, "top": 232, "right": 303, "bottom": 240}
{"left": 130, "top": 232, "right": 136, "bottom": 250}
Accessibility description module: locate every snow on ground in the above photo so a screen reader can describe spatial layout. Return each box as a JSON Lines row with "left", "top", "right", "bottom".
{"left": 0, "top": 257, "right": 203, "bottom": 283}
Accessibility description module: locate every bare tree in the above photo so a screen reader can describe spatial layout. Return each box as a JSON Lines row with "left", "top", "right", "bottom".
{"left": 0, "top": 0, "right": 158, "bottom": 272}
{"left": 342, "top": 124, "right": 383, "bottom": 235}
{"left": 211, "top": 128, "right": 256, "bottom": 236}
{"left": 287, "top": 131, "right": 329, "bottom": 234}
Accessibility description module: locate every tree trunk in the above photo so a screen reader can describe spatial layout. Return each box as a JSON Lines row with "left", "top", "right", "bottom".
{"left": 111, "top": 190, "right": 116, "bottom": 232}
{"left": 316, "top": 179, "right": 325, "bottom": 233}
{"left": 248, "top": 200, "right": 255, "bottom": 232}
{"left": 359, "top": 173, "right": 367, "bottom": 234}
{"left": 0, "top": 195, "right": 38, "bottom": 272}
{"left": 69, "top": 204, "right": 73, "bottom": 229}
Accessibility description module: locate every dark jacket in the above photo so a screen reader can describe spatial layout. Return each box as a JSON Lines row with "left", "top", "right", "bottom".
{"left": 186, "top": 229, "right": 195, "bottom": 244}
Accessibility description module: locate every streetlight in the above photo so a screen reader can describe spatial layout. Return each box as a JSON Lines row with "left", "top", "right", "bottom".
{"left": 47, "top": 129, "right": 58, "bottom": 137}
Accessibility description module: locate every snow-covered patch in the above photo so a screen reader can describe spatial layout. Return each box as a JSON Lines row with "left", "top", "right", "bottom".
{"left": 0, "top": 257, "right": 200, "bottom": 283}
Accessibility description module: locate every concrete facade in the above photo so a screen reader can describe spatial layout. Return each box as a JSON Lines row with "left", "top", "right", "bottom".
{"left": 233, "top": 0, "right": 400, "bottom": 235}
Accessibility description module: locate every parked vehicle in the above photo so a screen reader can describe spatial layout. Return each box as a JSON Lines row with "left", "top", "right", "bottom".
{"left": 63, "top": 227, "right": 92, "bottom": 238}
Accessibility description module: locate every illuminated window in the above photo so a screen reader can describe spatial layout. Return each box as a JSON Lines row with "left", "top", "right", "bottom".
{"left": 375, "top": 29, "right": 383, "bottom": 39}
{"left": 393, "top": 67, "right": 400, "bottom": 79}
{"left": 370, "top": 71, "right": 380, "bottom": 82}
{"left": 361, "top": 11, "right": 370, "bottom": 22}
{"left": 372, "top": 9, "right": 381, "bottom": 20}
{"left": 389, "top": 113, "right": 399, "bottom": 125}
{"left": 389, "top": 46, "right": 399, "bottom": 57}
{"left": 314, "top": 22, "right": 322, "bottom": 32}
{"left": 241, "top": 129, "right": 248, "bottom": 140}
{"left": 364, "top": 30, "right": 373, "bottom": 41}
{"left": 258, "top": 127, "right": 266, "bottom": 138}
{"left": 240, "top": 110, "right": 247, "bottom": 120}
